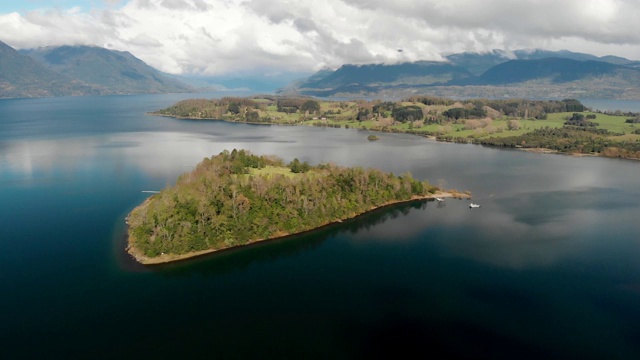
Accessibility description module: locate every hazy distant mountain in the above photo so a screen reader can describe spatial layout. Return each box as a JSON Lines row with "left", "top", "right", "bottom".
{"left": 173, "top": 72, "right": 313, "bottom": 92}
{"left": 472, "top": 57, "right": 639, "bottom": 85}
{"left": 0, "top": 40, "right": 100, "bottom": 98}
{"left": 305, "top": 62, "right": 471, "bottom": 87}
{"left": 21, "top": 45, "right": 192, "bottom": 95}
{"left": 285, "top": 49, "right": 640, "bottom": 99}
{"left": 290, "top": 62, "right": 473, "bottom": 96}
{"left": 445, "top": 49, "right": 640, "bottom": 75}
{"left": 597, "top": 55, "right": 640, "bottom": 67}
{"left": 444, "top": 50, "right": 514, "bottom": 76}
{"left": 278, "top": 68, "right": 334, "bottom": 94}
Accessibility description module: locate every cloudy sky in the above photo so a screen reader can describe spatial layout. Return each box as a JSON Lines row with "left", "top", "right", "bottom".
{"left": 1, "top": 0, "right": 639, "bottom": 76}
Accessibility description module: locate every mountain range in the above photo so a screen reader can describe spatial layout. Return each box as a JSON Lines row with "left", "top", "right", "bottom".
{"left": 444, "top": 49, "right": 640, "bottom": 76}
{"left": 285, "top": 49, "right": 640, "bottom": 99}
{"left": 3, "top": 40, "right": 640, "bottom": 99}
{"left": 0, "top": 40, "right": 193, "bottom": 98}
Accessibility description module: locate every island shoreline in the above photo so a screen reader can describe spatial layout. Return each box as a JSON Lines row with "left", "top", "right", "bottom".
{"left": 126, "top": 191, "right": 469, "bottom": 265}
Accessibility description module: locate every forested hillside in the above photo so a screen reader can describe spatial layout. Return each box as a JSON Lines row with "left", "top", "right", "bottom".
{"left": 127, "top": 150, "right": 446, "bottom": 263}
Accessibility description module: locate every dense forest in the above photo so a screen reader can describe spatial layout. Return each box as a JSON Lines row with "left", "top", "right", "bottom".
{"left": 127, "top": 150, "right": 444, "bottom": 262}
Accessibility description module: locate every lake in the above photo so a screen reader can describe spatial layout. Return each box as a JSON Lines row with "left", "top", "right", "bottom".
{"left": 1, "top": 94, "right": 640, "bottom": 359}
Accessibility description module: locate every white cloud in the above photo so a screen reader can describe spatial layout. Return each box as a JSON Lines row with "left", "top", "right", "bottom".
{"left": 1, "top": 0, "right": 639, "bottom": 76}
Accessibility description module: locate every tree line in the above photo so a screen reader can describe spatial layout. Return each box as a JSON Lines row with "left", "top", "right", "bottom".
{"left": 480, "top": 128, "right": 640, "bottom": 158}
{"left": 154, "top": 96, "right": 588, "bottom": 125}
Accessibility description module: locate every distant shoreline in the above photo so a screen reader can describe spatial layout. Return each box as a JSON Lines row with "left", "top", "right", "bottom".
{"left": 126, "top": 191, "right": 469, "bottom": 265}
{"left": 150, "top": 112, "right": 640, "bottom": 161}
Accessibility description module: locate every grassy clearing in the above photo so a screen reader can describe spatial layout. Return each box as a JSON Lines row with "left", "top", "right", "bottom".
{"left": 248, "top": 166, "right": 298, "bottom": 178}
{"left": 266, "top": 106, "right": 639, "bottom": 143}
{"left": 313, "top": 116, "right": 567, "bottom": 139}
{"left": 546, "top": 112, "right": 640, "bottom": 134}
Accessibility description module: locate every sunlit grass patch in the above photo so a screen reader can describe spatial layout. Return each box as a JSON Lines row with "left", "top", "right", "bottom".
{"left": 248, "top": 166, "right": 298, "bottom": 178}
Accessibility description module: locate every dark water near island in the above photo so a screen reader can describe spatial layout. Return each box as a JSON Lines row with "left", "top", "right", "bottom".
{"left": 2, "top": 94, "right": 640, "bottom": 359}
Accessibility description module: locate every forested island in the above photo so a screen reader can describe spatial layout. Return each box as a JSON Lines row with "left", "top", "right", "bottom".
{"left": 126, "top": 150, "right": 467, "bottom": 264}
{"left": 152, "top": 96, "right": 640, "bottom": 160}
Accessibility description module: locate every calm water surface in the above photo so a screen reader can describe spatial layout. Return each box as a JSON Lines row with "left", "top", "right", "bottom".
{"left": 2, "top": 94, "right": 640, "bottom": 359}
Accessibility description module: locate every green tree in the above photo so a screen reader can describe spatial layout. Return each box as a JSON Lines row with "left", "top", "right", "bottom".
{"left": 301, "top": 100, "right": 320, "bottom": 113}
{"left": 228, "top": 102, "right": 240, "bottom": 114}
{"left": 392, "top": 106, "right": 424, "bottom": 122}
{"left": 289, "top": 158, "right": 310, "bottom": 173}
{"left": 245, "top": 111, "right": 259, "bottom": 122}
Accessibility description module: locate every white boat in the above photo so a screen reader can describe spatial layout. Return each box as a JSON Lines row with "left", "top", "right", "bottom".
{"left": 469, "top": 203, "right": 481, "bottom": 208}
{"left": 435, "top": 197, "right": 444, "bottom": 202}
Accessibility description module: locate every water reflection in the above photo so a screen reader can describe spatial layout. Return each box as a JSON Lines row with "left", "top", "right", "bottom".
{"left": 1, "top": 132, "right": 222, "bottom": 183}
{"left": 148, "top": 200, "right": 432, "bottom": 277}
{"left": 4, "top": 121, "right": 640, "bottom": 275}
{"left": 3, "top": 94, "right": 640, "bottom": 359}
{"left": 496, "top": 187, "right": 640, "bottom": 225}
{"left": 425, "top": 189, "right": 640, "bottom": 269}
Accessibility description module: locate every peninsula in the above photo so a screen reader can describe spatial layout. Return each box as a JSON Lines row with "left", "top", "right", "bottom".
{"left": 152, "top": 96, "right": 640, "bottom": 160}
{"left": 126, "top": 150, "right": 468, "bottom": 264}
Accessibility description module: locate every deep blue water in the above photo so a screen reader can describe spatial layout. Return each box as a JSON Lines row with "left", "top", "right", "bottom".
{"left": 2, "top": 94, "right": 640, "bottom": 359}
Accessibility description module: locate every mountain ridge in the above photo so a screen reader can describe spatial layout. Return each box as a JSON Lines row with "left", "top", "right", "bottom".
{"left": 4, "top": 41, "right": 640, "bottom": 99}
{"left": 285, "top": 51, "right": 640, "bottom": 99}
{"left": 0, "top": 40, "right": 101, "bottom": 98}
{"left": 21, "top": 45, "right": 192, "bottom": 95}
{"left": 0, "top": 41, "right": 193, "bottom": 98}
{"left": 472, "top": 58, "right": 629, "bottom": 85}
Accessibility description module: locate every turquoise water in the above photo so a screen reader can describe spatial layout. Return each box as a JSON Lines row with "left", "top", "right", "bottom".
{"left": 2, "top": 94, "right": 640, "bottom": 359}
